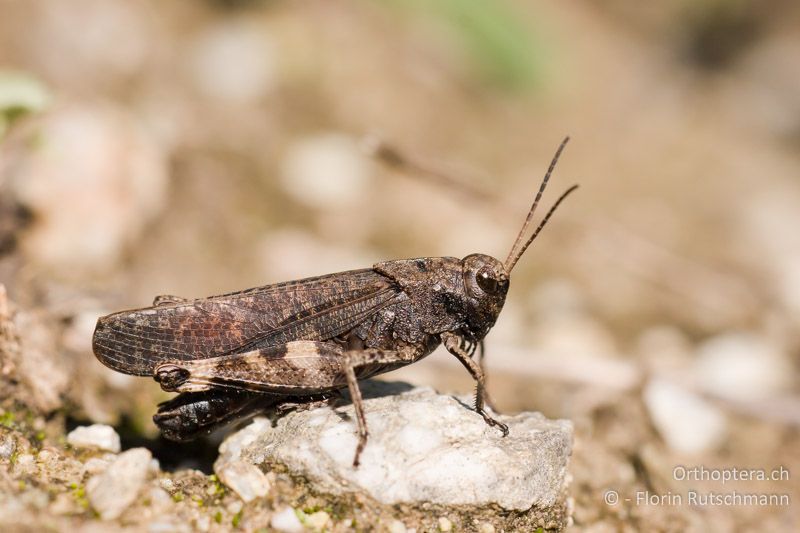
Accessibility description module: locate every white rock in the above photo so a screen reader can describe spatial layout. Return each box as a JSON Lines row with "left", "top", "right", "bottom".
{"left": 437, "top": 517, "right": 453, "bottom": 531}
{"left": 8, "top": 105, "right": 167, "bottom": 274}
{"left": 304, "top": 511, "right": 330, "bottom": 532}
{"left": 644, "top": 378, "right": 727, "bottom": 454}
{"left": 87, "top": 447, "right": 152, "bottom": 520}
{"left": 477, "top": 523, "right": 496, "bottom": 533}
{"left": 214, "top": 460, "right": 270, "bottom": 503}
{"left": 226, "top": 500, "right": 243, "bottom": 515}
{"left": 216, "top": 383, "right": 573, "bottom": 525}
{"left": 82, "top": 457, "right": 111, "bottom": 476}
{"left": 270, "top": 507, "right": 304, "bottom": 533}
{"left": 67, "top": 424, "right": 121, "bottom": 453}
{"left": 195, "top": 515, "right": 211, "bottom": 532}
{"left": 0, "top": 435, "right": 16, "bottom": 460}
{"left": 280, "top": 133, "right": 371, "bottom": 209}
{"left": 148, "top": 520, "right": 191, "bottom": 533}
{"left": 388, "top": 519, "right": 407, "bottom": 533}
{"left": 695, "top": 333, "right": 793, "bottom": 401}
{"left": 189, "top": 21, "right": 276, "bottom": 103}
{"left": 146, "top": 487, "right": 173, "bottom": 513}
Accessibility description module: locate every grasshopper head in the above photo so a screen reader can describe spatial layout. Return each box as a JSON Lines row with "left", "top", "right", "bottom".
{"left": 460, "top": 137, "right": 578, "bottom": 342}
{"left": 459, "top": 253, "right": 510, "bottom": 341}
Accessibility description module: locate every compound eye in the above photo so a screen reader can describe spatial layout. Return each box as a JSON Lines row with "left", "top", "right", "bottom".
{"left": 476, "top": 267, "right": 499, "bottom": 294}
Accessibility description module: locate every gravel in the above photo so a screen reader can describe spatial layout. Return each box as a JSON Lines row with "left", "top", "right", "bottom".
{"left": 67, "top": 424, "right": 121, "bottom": 453}
{"left": 86, "top": 447, "right": 152, "bottom": 520}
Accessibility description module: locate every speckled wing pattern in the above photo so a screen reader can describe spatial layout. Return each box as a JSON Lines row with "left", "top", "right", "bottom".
{"left": 92, "top": 269, "right": 401, "bottom": 376}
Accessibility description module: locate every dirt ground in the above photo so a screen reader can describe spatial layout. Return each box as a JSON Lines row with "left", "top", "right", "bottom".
{"left": 1, "top": 1, "right": 799, "bottom": 531}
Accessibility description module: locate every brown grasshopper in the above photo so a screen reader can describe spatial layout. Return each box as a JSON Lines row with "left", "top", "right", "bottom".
{"left": 92, "top": 137, "right": 577, "bottom": 466}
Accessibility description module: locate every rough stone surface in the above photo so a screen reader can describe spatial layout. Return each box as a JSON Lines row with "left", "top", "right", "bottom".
{"left": 67, "top": 424, "right": 121, "bottom": 453}
{"left": 216, "top": 382, "right": 573, "bottom": 530}
{"left": 86, "top": 447, "right": 152, "bottom": 520}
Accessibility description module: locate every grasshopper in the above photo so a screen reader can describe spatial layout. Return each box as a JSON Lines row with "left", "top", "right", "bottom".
{"left": 92, "top": 138, "right": 577, "bottom": 466}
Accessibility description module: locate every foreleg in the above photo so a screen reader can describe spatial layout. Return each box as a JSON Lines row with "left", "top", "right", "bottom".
{"left": 441, "top": 331, "right": 508, "bottom": 436}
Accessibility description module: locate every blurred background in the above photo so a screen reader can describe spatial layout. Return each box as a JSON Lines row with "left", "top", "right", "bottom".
{"left": 0, "top": 0, "right": 798, "bottom": 530}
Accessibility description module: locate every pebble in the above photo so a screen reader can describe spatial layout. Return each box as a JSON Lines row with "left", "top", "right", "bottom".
{"left": 13, "top": 454, "right": 36, "bottom": 476}
{"left": 189, "top": 21, "right": 276, "bottom": 103}
{"left": 148, "top": 520, "right": 191, "bottom": 533}
{"left": 695, "top": 332, "right": 793, "bottom": 401}
{"left": 226, "top": 500, "right": 243, "bottom": 515}
{"left": 280, "top": 133, "right": 370, "bottom": 210}
{"left": 270, "top": 506, "right": 304, "bottom": 533}
{"left": 215, "top": 460, "right": 270, "bottom": 503}
{"left": 67, "top": 424, "right": 121, "bottom": 453}
{"left": 304, "top": 510, "right": 331, "bottom": 532}
{"left": 644, "top": 378, "right": 727, "bottom": 454}
{"left": 146, "top": 487, "right": 173, "bottom": 513}
{"left": 8, "top": 105, "right": 167, "bottom": 273}
{"left": 388, "top": 520, "right": 407, "bottom": 533}
{"left": 195, "top": 515, "right": 211, "bottom": 532}
{"left": 0, "top": 436, "right": 16, "bottom": 460}
{"left": 86, "top": 447, "right": 152, "bottom": 520}
{"left": 438, "top": 517, "right": 453, "bottom": 531}
{"left": 477, "top": 522, "right": 496, "bottom": 533}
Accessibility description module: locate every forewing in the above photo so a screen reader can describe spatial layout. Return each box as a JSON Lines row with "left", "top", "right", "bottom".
{"left": 93, "top": 269, "right": 400, "bottom": 375}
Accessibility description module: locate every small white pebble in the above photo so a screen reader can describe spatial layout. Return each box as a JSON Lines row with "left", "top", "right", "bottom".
{"left": 195, "top": 515, "right": 211, "bottom": 532}
{"left": 0, "top": 435, "right": 16, "bottom": 459}
{"left": 388, "top": 520, "right": 407, "bottom": 533}
{"left": 148, "top": 458, "right": 160, "bottom": 473}
{"left": 215, "top": 460, "right": 270, "bottom": 502}
{"left": 477, "top": 523, "right": 495, "bottom": 533}
{"left": 147, "top": 487, "right": 173, "bottom": 512}
{"left": 304, "top": 510, "right": 330, "bottom": 532}
{"left": 438, "top": 517, "right": 453, "bottom": 531}
{"left": 16, "top": 454, "right": 35, "bottom": 465}
{"left": 36, "top": 449, "right": 55, "bottom": 463}
{"left": 227, "top": 500, "right": 243, "bottom": 514}
{"left": 82, "top": 457, "right": 111, "bottom": 476}
{"left": 67, "top": 424, "right": 121, "bottom": 453}
{"left": 270, "top": 506, "right": 304, "bottom": 533}
{"left": 86, "top": 447, "right": 152, "bottom": 520}
{"left": 148, "top": 520, "right": 190, "bottom": 533}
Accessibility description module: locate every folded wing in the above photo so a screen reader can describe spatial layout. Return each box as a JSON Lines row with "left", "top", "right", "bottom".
{"left": 92, "top": 269, "right": 400, "bottom": 376}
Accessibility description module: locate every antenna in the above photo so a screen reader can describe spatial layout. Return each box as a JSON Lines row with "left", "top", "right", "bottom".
{"left": 503, "top": 137, "right": 578, "bottom": 272}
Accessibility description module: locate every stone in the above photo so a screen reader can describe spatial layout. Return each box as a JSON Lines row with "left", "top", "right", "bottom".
{"left": 270, "top": 507, "right": 304, "bottom": 533}
{"left": 7, "top": 104, "right": 167, "bottom": 274}
{"left": 304, "top": 510, "right": 330, "bottom": 532}
{"left": 477, "top": 522, "right": 496, "bottom": 533}
{"left": 67, "top": 424, "right": 121, "bottom": 453}
{"left": 694, "top": 332, "right": 793, "bottom": 401}
{"left": 216, "top": 382, "right": 573, "bottom": 530}
{"left": 437, "top": 517, "right": 453, "bottom": 532}
{"left": 189, "top": 21, "right": 276, "bottom": 103}
{"left": 82, "top": 457, "right": 112, "bottom": 476}
{"left": 87, "top": 447, "right": 152, "bottom": 520}
{"left": 644, "top": 378, "right": 727, "bottom": 454}
{"left": 388, "top": 519, "right": 408, "bottom": 533}
{"left": 214, "top": 460, "right": 270, "bottom": 503}
{"left": 280, "top": 133, "right": 371, "bottom": 210}
{"left": 0, "top": 434, "right": 16, "bottom": 460}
